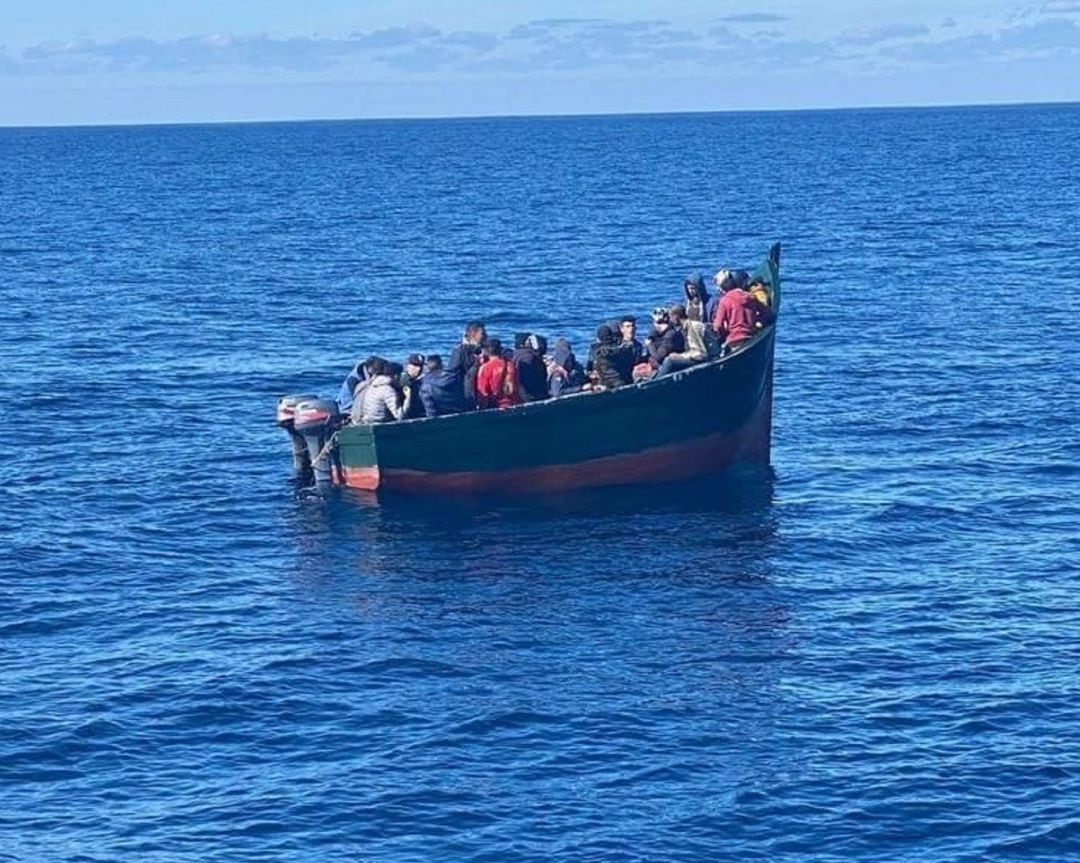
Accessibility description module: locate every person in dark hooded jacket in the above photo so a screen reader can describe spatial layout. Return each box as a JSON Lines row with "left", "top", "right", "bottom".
{"left": 645, "top": 308, "right": 685, "bottom": 371}
{"left": 683, "top": 273, "right": 713, "bottom": 324}
{"left": 547, "top": 338, "right": 587, "bottom": 397}
{"left": 419, "top": 355, "right": 467, "bottom": 417}
{"left": 591, "top": 325, "right": 637, "bottom": 389}
{"left": 513, "top": 332, "right": 549, "bottom": 402}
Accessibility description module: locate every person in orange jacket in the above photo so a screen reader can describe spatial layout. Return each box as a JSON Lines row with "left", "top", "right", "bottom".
{"left": 475, "top": 339, "right": 524, "bottom": 410}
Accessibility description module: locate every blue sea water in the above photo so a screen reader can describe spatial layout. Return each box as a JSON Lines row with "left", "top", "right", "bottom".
{"left": 2, "top": 104, "right": 1080, "bottom": 862}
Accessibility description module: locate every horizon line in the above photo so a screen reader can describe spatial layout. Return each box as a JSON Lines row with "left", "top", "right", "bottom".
{"left": 2, "top": 97, "right": 1077, "bottom": 132}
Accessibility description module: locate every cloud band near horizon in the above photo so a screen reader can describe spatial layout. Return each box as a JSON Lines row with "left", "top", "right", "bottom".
{"left": 2, "top": 11, "right": 1080, "bottom": 80}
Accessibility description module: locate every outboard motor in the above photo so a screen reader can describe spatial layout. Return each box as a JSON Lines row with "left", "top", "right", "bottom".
{"left": 277, "top": 394, "right": 318, "bottom": 485}
{"left": 292, "top": 397, "right": 342, "bottom": 487}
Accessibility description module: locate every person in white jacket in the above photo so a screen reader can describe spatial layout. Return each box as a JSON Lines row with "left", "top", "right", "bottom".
{"left": 351, "top": 359, "right": 410, "bottom": 424}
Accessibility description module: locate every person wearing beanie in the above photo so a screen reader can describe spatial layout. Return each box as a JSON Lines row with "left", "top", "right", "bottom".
{"left": 399, "top": 353, "right": 426, "bottom": 420}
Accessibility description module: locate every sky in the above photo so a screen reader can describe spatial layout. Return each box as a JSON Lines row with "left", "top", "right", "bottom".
{"left": 1, "top": 1, "right": 1079, "bottom": 125}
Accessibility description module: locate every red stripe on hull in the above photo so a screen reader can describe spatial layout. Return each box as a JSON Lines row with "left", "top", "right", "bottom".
{"left": 337, "top": 390, "right": 771, "bottom": 495}
{"left": 334, "top": 465, "right": 381, "bottom": 490}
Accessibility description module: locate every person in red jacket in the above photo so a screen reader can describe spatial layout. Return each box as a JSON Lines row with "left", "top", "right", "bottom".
{"left": 711, "top": 269, "right": 776, "bottom": 351}
{"left": 475, "top": 339, "right": 523, "bottom": 410}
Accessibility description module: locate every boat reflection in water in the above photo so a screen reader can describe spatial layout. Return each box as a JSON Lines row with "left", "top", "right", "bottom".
{"left": 288, "top": 464, "right": 780, "bottom": 592}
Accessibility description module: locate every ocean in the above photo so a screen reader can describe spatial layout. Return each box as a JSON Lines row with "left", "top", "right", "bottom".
{"left": 2, "top": 104, "right": 1079, "bottom": 862}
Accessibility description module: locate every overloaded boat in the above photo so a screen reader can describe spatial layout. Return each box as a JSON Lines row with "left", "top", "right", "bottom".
{"left": 278, "top": 243, "right": 781, "bottom": 495}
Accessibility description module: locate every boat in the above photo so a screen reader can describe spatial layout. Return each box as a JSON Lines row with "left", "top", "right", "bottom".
{"left": 279, "top": 244, "right": 781, "bottom": 495}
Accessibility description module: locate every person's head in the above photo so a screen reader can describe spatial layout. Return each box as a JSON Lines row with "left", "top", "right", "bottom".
{"left": 553, "top": 338, "right": 575, "bottom": 369}
{"left": 528, "top": 333, "right": 547, "bottom": 356}
{"left": 465, "top": 320, "right": 486, "bottom": 346}
{"left": 684, "top": 273, "right": 706, "bottom": 299}
{"left": 734, "top": 270, "right": 751, "bottom": 290}
{"left": 386, "top": 361, "right": 403, "bottom": 380}
{"left": 595, "top": 324, "right": 615, "bottom": 345}
{"left": 514, "top": 332, "right": 531, "bottom": 350}
{"left": 669, "top": 304, "right": 688, "bottom": 326}
{"left": 362, "top": 355, "right": 380, "bottom": 376}
{"left": 713, "top": 269, "right": 738, "bottom": 292}
{"left": 619, "top": 315, "right": 637, "bottom": 342}
{"left": 651, "top": 307, "right": 671, "bottom": 333}
{"left": 483, "top": 338, "right": 503, "bottom": 359}
{"left": 369, "top": 358, "right": 388, "bottom": 377}
{"left": 405, "top": 354, "right": 424, "bottom": 378}
{"left": 426, "top": 354, "right": 444, "bottom": 373}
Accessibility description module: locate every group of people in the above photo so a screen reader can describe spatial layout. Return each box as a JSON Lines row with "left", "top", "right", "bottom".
{"left": 339, "top": 268, "right": 775, "bottom": 424}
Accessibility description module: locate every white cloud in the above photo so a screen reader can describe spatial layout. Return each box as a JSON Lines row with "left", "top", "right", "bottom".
{"left": 837, "top": 24, "right": 931, "bottom": 46}
{"left": 1041, "top": 1, "right": 1080, "bottom": 13}
{"left": 2, "top": 15, "right": 1078, "bottom": 83}
{"left": 717, "top": 13, "right": 787, "bottom": 24}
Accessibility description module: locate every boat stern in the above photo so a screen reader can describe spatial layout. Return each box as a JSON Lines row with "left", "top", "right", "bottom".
{"left": 335, "top": 423, "right": 382, "bottom": 490}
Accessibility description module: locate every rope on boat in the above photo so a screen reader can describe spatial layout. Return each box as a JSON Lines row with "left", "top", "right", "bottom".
{"left": 312, "top": 431, "right": 340, "bottom": 467}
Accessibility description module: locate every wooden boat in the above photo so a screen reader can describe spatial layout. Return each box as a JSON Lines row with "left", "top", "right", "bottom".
{"left": 318, "top": 244, "right": 782, "bottom": 495}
